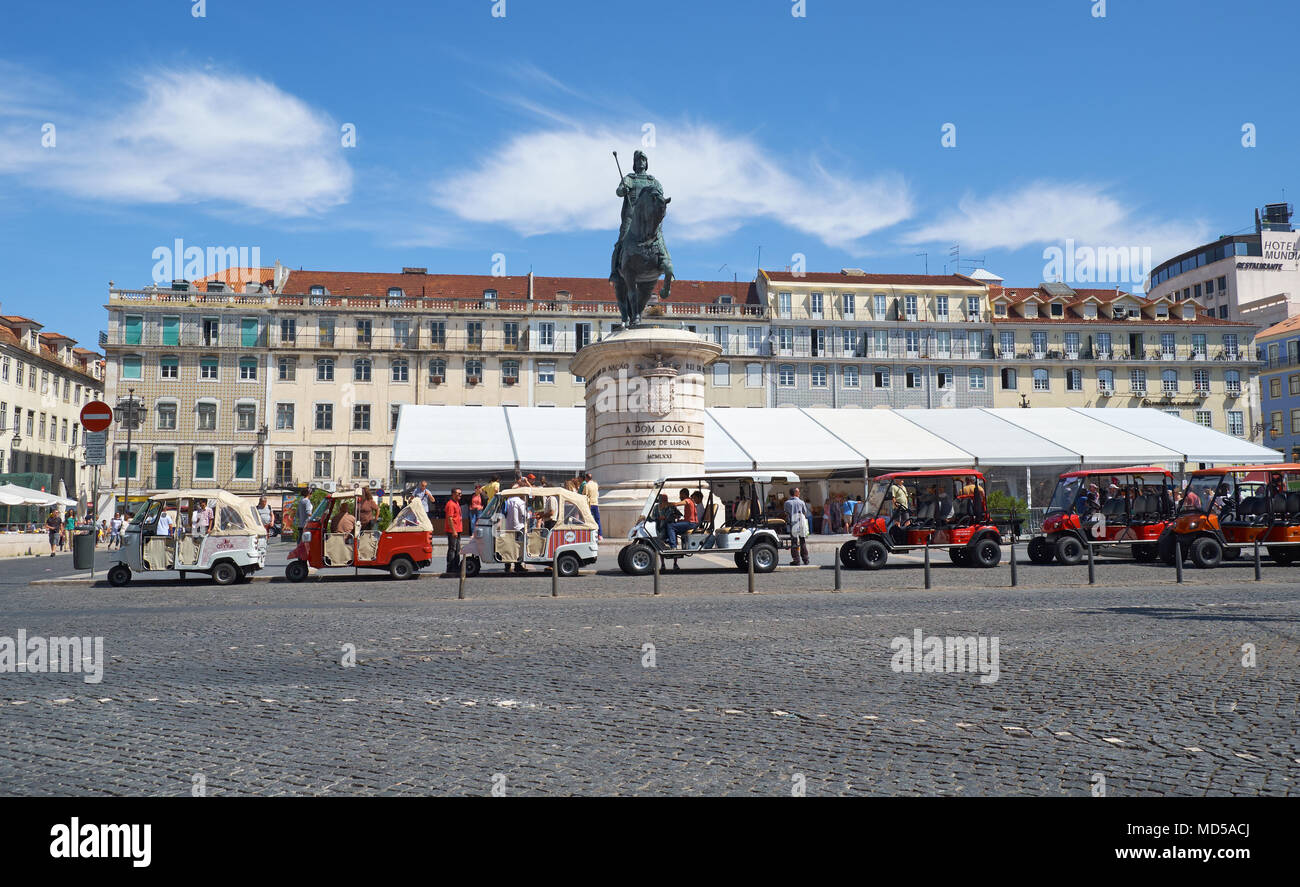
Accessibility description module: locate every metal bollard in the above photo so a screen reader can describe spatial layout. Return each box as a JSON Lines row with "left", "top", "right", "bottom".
{"left": 1087, "top": 539, "right": 1095, "bottom": 585}
{"left": 923, "top": 539, "right": 931, "bottom": 589}
{"left": 653, "top": 550, "right": 661, "bottom": 596}
{"left": 552, "top": 562, "right": 559, "bottom": 597}
{"left": 834, "top": 552, "right": 842, "bottom": 591}
{"left": 1175, "top": 540, "right": 1183, "bottom": 584}
{"left": 1254, "top": 537, "right": 1262, "bottom": 582}
{"left": 458, "top": 556, "right": 466, "bottom": 600}
{"left": 1009, "top": 538, "right": 1018, "bottom": 587}
{"left": 747, "top": 547, "right": 755, "bottom": 594}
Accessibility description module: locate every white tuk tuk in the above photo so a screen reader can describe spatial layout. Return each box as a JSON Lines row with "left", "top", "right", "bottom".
{"left": 107, "top": 489, "right": 267, "bottom": 587}
{"left": 463, "top": 486, "right": 600, "bottom": 576}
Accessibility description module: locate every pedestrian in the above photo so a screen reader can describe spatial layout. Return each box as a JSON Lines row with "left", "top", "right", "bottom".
{"left": 45, "top": 509, "right": 61, "bottom": 557}
{"left": 482, "top": 474, "right": 501, "bottom": 504}
{"left": 195, "top": 499, "right": 212, "bottom": 536}
{"left": 358, "top": 487, "right": 378, "bottom": 530}
{"left": 155, "top": 507, "right": 173, "bottom": 539}
{"left": 503, "top": 484, "right": 530, "bottom": 573}
{"left": 64, "top": 510, "right": 76, "bottom": 548}
{"left": 444, "top": 487, "right": 463, "bottom": 573}
{"left": 581, "top": 471, "right": 602, "bottom": 539}
{"left": 468, "top": 484, "right": 483, "bottom": 533}
{"left": 98, "top": 520, "right": 108, "bottom": 546}
{"left": 784, "top": 486, "right": 811, "bottom": 566}
{"left": 294, "top": 494, "right": 311, "bottom": 540}
{"left": 109, "top": 512, "right": 123, "bottom": 550}
{"left": 256, "top": 497, "right": 274, "bottom": 537}
{"left": 842, "top": 495, "right": 857, "bottom": 531}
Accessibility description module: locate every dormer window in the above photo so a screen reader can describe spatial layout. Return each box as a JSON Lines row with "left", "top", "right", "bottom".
{"left": 482, "top": 289, "right": 497, "bottom": 300}
{"left": 718, "top": 294, "right": 733, "bottom": 305}
{"left": 1155, "top": 304, "right": 1169, "bottom": 319}
{"left": 1182, "top": 306, "right": 1195, "bottom": 321}
{"left": 1024, "top": 303, "right": 1038, "bottom": 318}
{"left": 1083, "top": 303, "right": 1098, "bottom": 319}
{"left": 207, "top": 281, "right": 227, "bottom": 293}
{"left": 388, "top": 287, "right": 405, "bottom": 299}
{"left": 309, "top": 285, "right": 326, "bottom": 296}
{"left": 994, "top": 303, "right": 1007, "bottom": 317}
{"left": 1050, "top": 302, "right": 1064, "bottom": 317}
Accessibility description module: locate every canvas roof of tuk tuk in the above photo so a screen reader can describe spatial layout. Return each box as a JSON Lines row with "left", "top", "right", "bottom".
{"left": 144, "top": 489, "right": 263, "bottom": 534}
{"left": 386, "top": 499, "right": 432, "bottom": 533}
{"left": 496, "top": 486, "right": 597, "bottom": 529}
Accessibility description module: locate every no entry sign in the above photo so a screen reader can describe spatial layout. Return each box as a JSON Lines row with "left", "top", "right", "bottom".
{"left": 80, "top": 400, "right": 114, "bottom": 433}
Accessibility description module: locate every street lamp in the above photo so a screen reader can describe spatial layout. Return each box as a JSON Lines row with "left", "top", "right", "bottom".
{"left": 116, "top": 388, "right": 147, "bottom": 518}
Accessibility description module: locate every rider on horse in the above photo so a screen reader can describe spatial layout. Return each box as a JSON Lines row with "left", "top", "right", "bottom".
{"left": 610, "top": 150, "right": 673, "bottom": 285}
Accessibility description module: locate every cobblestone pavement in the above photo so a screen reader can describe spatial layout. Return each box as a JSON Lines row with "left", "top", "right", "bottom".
{"left": 1, "top": 543, "right": 1297, "bottom": 795}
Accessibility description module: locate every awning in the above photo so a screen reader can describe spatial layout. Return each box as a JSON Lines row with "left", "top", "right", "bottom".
{"left": 982, "top": 408, "right": 1181, "bottom": 464}
{"left": 892, "top": 409, "right": 1081, "bottom": 466}
{"left": 0, "top": 484, "right": 76, "bottom": 507}
{"left": 392, "top": 405, "right": 585, "bottom": 475}
{"left": 1071, "top": 408, "right": 1283, "bottom": 464}
{"left": 702, "top": 411, "right": 759, "bottom": 472}
{"left": 705, "top": 407, "right": 864, "bottom": 472}
{"left": 802, "top": 408, "right": 973, "bottom": 468}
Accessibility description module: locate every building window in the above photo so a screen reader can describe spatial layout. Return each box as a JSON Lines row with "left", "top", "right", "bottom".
{"left": 841, "top": 293, "right": 855, "bottom": 318}
{"left": 156, "top": 402, "right": 177, "bottom": 430}
{"left": 903, "top": 294, "right": 917, "bottom": 320}
{"left": 1194, "top": 369, "right": 1210, "bottom": 394}
{"left": 466, "top": 321, "right": 483, "bottom": 349}
{"left": 1290, "top": 375, "right": 1300, "bottom": 396}
{"left": 394, "top": 319, "right": 412, "bottom": 348}
{"left": 1228, "top": 411, "right": 1244, "bottom": 436}
{"left": 843, "top": 366, "right": 860, "bottom": 388}
{"left": 240, "top": 318, "right": 260, "bottom": 348}
{"left": 1226, "top": 371, "right": 1241, "bottom": 396}
{"left": 428, "top": 359, "right": 446, "bottom": 383}
{"left": 316, "top": 358, "right": 334, "bottom": 382}
{"left": 239, "top": 357, "right": 258, "bottom": 381}
{"left": 1194, "top": 410, "right": 1212, "bottom": 428}
{"left": 713, "top": 363, "right": 731, "bottom": 387}
{"left": 1270, "top": 377, "right": 1282, "bottom": 399}
{"left": 159, "top": 356, "right": 179, "bottom": 380}
{"left": 465, "top": 360, "right": 483, "bottom": 383}
{"left": 278, "top": 357, "right": 296, "bottom": 381}
{"left": 280, "top": 318, "right": 296, "bottom": 344}
{"left": 935, "top": 295, "right": 948, "bottom": 321}
{"left": 429, "top": 321, "right": 446, "bottom": 347}
{"left": 873, "top": 366, "right": 890, "bottom": 389}
{"left": 1000, "top": 368, "right": 1017, "bottom": 390}
{"left": 1271, "top": 412, "right": 1283, "bottom": 437}
{"left": 502, "top": 360, "right": 520, "bottom": 384}
{"left": 968, "top": 368, "right": 985, "bottom": 391}
{"left": 318, "top": 317, "right": 335, "bottom": 348}
{"left": 233, "top": 451, "right": 255, "bottom": 481}
{"left": 537, "top": 322, "right": 555, "bottom": 348}
{"left": 391, "top": 358, "right": 410, "bottom": 383}
{"left": 777, "top": 328, "right": 793, "bottom": 353}
{"left": 811, "top": 365, "right": 827, "bottom": 387}
{"left": 275, "top": 403, "right": 294, "bottom": 430}
{"left": 1291, "top": 409, "right": 1300, "bottom": 435}
{"left": 778, "top": 365, "right": 795, "bottom": 387}
{"left": 351, "top": 450, "right": 370, "bottom": 479}
{"left": 746, "top": 363, "right": 763, "bottom": 388}
{"left": 274, "top": 451, "right": 293, "bottom": 486}
{"left": 352, "top": 404, "right": 371, "bottom": 431}
{"left": 1162, "top": 370, "right": 1178, "bottom": 395}
{"left": 117, "top": 450, "right": 139, "bottom": 480}
{"left": 200, "top": 357, "right": 219, "bottom": 381}
{"left": 503, "top": 321, "right": 519, "bottom": 349}
{"left": 905, "top": 368, "right": 920, "bottom": 389}
{"left": 123, "top": 315, "right": 143, "bottom": 346}
{"left": 1033, "top": 368, "right": 1049, "bottom": 391}
{"left": 313, "top": 451, "right": 331, "bottom": 479}
{"left": 390, "top": 405, "right": 402, "bottom": 432}
{"left": 1130, "top": 369, "right": 1147, "bottom": 393}
{"left": 354, "top": 358, "right": 372, "bottom": 382}
{"left": 538, "top": 361, "right": 555, "bottom": 384}
{"left": 315, "top": 403, "right": 333, "bottom": 431}
{"left": 936, "top": 368, "right": 952, "bottom": 389}
{"left": 967, "top": 295, "right": 981, "bottom": 319}
{"left": 236, "top": 403, "right": 257, "bottom": 432}
{"left": 1065, "top": 369, "right": 1082, "bottom": 391}
{"left": 356, "top": 318, "right": 372, "bottom": 346}
{"left": 778, "top": 292, "right": 792, "bottom": 318}
{"left": 196, "top": 402, "right": 217, "bottom": 431}
{"left": 122, "top": 356, "right": 142, "bottom": 380}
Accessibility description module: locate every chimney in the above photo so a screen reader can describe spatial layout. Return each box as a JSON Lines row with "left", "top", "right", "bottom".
{"left": 528, "top": 270, "right": 534, "bottom": 301}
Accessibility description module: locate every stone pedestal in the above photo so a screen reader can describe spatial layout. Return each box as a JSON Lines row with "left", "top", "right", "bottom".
{"left": 570, "top": 326, "right": 722, "bottom": 539}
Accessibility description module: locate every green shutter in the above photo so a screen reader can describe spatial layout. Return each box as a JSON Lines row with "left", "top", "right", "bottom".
{"left": 123, "top": 356, "right": 142, "bottom": 379}
{"left": 234, "top": 451, "right": 254, "bottom": 480}
{"left": 124, "top": 316, "right": 142, "bottom": 346}
{"left": 118, "top": 451, "right": 137, "bottom": 478}
{"left": 241, "top": 318, "right": 259, "bottom": 347}
{"left": 195, "top": 451, "right": 215, "bottom": 480}
{"left": 161, "top": 317, "right": 179, "bottom": 346}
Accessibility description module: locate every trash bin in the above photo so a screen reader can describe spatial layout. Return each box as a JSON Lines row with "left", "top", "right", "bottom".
{"left": 72, "top": 530, "right": 96, "bottom": 570}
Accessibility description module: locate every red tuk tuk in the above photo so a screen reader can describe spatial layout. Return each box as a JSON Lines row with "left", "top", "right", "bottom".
{"left": 285, "top": 489, "right": 433, "bottom": 580}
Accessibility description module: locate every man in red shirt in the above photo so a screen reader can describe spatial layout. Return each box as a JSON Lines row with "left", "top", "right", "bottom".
{"left": 444, "top": 488, "right": 463, "bottom": 573}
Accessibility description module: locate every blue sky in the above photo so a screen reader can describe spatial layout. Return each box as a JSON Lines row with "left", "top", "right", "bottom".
{"left": 0, "top": 0, "right": 1296, "bottom": 349}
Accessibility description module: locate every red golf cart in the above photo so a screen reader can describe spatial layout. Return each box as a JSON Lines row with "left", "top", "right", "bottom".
{"left": 1026, "top": 467, "right": 1175, "bottom": 565}
{"left": 285, "top": 489, "right": 433, "bottom": 581}
{"left": 842, "top": 469, "right": 1004, "bottom": 570}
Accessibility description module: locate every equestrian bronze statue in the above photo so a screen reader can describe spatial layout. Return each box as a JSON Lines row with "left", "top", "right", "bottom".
{"left": 609, "top": 149, "right": 674, "bottom": 328}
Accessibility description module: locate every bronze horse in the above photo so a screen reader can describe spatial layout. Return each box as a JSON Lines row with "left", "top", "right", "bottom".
{"left": 612, "top": 184, "right": 674, "bottom": 328}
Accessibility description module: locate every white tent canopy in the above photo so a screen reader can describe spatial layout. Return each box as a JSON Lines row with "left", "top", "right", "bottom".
{"left": 1072, "top": 408, "right": 1283, "bottom": 464}
{"left": 0, "top": 483, "right": 76, "bottom": 507}
{"left": 391, "top": 406, "right": 1283, "bottom": 478}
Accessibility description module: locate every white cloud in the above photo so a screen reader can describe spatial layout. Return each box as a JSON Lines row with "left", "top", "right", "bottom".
{"left": 902, "top": 182, "right": 1210, "bottom": 263}
{"left": 0, "top": 70, "right": 351, "bottom": 215}
{"left": 432, "top": 124, "right": 912, "bottom": 250}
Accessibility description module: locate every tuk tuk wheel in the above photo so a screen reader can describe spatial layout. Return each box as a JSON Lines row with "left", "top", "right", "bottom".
{"left": 285, "top": 560, "right": 309, "bottom": 582}
{"left": 839, "top": 540, "right": 860, "bottom": 569}
{"left": 211, "top": 561, "right": 239, "bottom": 586}
{"left": 1189, "top": 536, "right": 1222, "bottom": 569}
{"left": 624, "top": 544, "right": 656, "bottom": 576}
{"left": 617, "top": 546, "right": 632, "bottom": 573}
{"left": 107, "top": 564, "right": 131, "bottom": 587}
{"left": 1267, "top": 546, "right": 1296, "bottom": 565}
{"left": 971, "top": 538, "right": 1002, "bottom": 568}
{"left": 463, "top": 556, "right": 481, "bottom": 578}
{"left": 388, "top": 555, "right": 415, "bottom": 580}
{"left": 1055, "top": 535, "right": 1084, "bottom": 566}
{"left": 1026, "top": 536, "right": 1053, "bottom": 564}
{"left": 555, "top": 552, "right": 581, "bottom": 577}
{"left": 748, "top": 542, "right": 778, "bottom": 573}
{"left": 1132, "top": 543, "right": 1156, "bottom": 562}
{"left": 857, "top": 538, "right": 888, "bottom": 570}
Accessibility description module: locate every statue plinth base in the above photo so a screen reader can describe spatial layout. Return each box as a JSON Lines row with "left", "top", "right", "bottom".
{"left": 571, "top": 326, "right": 722, "bottom": 539}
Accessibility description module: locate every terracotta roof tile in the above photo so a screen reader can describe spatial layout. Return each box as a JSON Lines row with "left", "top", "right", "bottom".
{"left": 761, "top": 270, "right": 977, "bottom": 287}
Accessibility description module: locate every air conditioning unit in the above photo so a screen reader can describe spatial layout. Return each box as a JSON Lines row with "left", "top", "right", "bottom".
{"left": 320, "top": 481, "right": 336, "bottom": 492}
{"left": 1098, "top": 385, "right": 1113, "bottom": 395}
{"left": 368, "top": 479, "right": 381, "bottom": 489}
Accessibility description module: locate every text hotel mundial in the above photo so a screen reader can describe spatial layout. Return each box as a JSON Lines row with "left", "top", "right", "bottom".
{"left": 0, "top": 631, "right": 105, "bottom": 683}
{"left": 50, "top": 820, "right": 151, "bottom": 868}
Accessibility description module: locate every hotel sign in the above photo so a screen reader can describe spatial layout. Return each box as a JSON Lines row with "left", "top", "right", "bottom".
{"left": 1259, "top": 231, "right": 1300, "bottom": 272}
